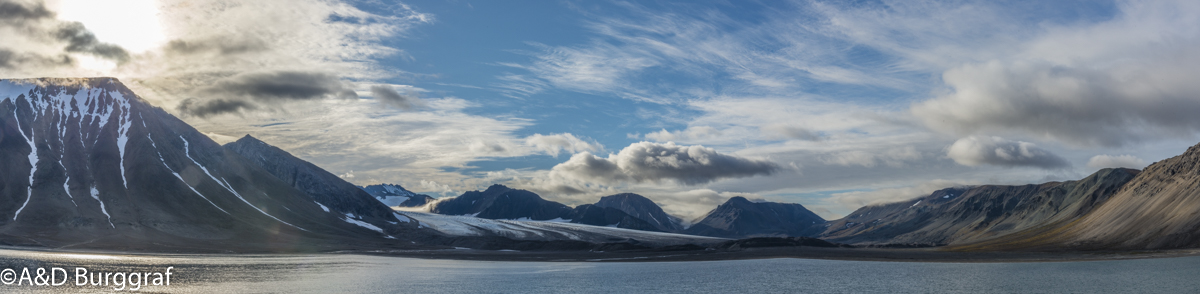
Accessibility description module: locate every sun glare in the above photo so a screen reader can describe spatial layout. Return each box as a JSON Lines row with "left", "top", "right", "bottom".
{"left": 54, "top": 0, "right": 166, "bottom": 54}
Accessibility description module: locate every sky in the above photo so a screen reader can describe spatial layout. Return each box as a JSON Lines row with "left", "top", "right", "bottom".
{"left": 3, "top": 0, "right": 1200, "bottom": 221}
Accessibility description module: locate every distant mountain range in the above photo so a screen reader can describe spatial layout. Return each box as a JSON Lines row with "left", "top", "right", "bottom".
{"left": 10, "top": 77, "right": 1200, "bottom": 253}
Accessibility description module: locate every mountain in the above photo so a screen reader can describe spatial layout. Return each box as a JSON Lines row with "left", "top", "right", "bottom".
{"left": 593, "top": 193, "right": 683, "bottom": 232}
{"left": 223, "top": 135, "right": 420, "bottom": 234}
{"left": 431, "top": 184, "right": 574, "bottom": 220}
{"left": 568, "top": 204, "right": 660, "bottom": 231}
{"left": 821, "top": 168, "right": 1138, "bottom": 246}
{"left": 360, "top": 183, "right": 435, "bottom": 207}
{"left": 0, "top": 78, "right": 422, "bottom": 252}
{"left": 959, "top": 144, "right": 1200, "bottom": 250}
{"left": 429, "top": 185, "right": 662, "bottom": 231}
{"left": 684, "top": 197, "right": 826, "bottom": 238}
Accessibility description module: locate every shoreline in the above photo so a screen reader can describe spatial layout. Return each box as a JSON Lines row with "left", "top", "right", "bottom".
{"left": 342, "top": 246, "right": 1200, "bottom": 263}
{"left": 4, "top": 244, "right": 1200, "bottom": 264}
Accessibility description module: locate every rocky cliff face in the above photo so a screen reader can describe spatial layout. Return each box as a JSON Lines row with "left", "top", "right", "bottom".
{"left": 963, "top": 144, "right": 1200, "bottom": 250}
{"left": 0, "top": 78, "right": 424, "bottom": 252}
{"left": 823, "top": 168, "right": 1138, "bottom": 246}
{"left": 684, "top": 197, "right": 826, "bottom": 238}
{"left": 593, "top": 193, "right": 683, "bottom": 232}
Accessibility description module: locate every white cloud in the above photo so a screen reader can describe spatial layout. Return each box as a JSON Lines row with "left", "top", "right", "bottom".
{"left": 643, "top": 126, "right": 722, "bottom": 142}
{"left": 947, "top": 136, "right": 1070, "bottom": 169}
{"left": 4, "top": 0, "right": 434, "bottom": 116}
{"left": 523, "top": 133, "right": 603, "bottom": 157}
{"left": 911, "top": 0, "right": 1200, "bottom": 147}
{"left": 1087, "top": 154, "right": 1147, "bottom": 169}
{"left": 821, "top": 146, "right": 922, "bottom": 168}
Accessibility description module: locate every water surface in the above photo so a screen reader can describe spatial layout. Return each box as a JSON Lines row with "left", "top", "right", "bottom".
{"left": 0, "top": 248, "right": 1195, "bottom": 293}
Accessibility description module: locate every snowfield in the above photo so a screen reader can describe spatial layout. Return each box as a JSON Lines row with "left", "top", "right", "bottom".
{"left": 398, "top": 211, "right": 727, "bottom": 246}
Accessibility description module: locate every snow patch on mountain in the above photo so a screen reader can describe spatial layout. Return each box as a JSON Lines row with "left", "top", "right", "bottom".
{"left": 342, "top": 213, "right": 385, "bottom": 235}
{"left": 90, "top": 186, "right": 114, "bottom": 228}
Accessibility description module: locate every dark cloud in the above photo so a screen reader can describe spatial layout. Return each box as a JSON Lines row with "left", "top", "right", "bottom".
{"left": 946, "top": 136, "right": 1069, "bottom": 169}
{"left": 54, "top": 22, "right": 130, "bottom": 63}
{"left": 0, "top": 0, "right": 53, "bottom": 25}
{"left": 370, "top": 85, "right": 424, "bottom": 110}
{"left": 0, "top": 47, "right": 72, "bottom": 69}
{"left": 201, "top": 71, "right": 356, "bottom": 101}
{"left": 164, "top": 37, "right": 269, "bottom": 56}
{"left": 179, "top": 71, "right": 357, "bottom": 116}
{"left": 551, "top": 142, "right": 780, "bottom": 185}
{"left": 177, "top": 98, "right": 257, "bottom": 118}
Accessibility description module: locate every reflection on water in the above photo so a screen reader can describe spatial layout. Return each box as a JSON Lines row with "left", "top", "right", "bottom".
{"left": 0, "top": 248, "right": 1197, "bottom": 293}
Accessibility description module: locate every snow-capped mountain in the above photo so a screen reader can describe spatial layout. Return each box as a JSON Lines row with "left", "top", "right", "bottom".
{"left": 361, "top": 183, "right": 435, "bottom": 207}
{"left": 0, "top": 78, "right": 424, "bottom": 251}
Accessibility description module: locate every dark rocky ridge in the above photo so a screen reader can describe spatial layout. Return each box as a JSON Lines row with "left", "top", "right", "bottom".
{"left": 430, "top": 185, "right": 661, "bottom": 231}
{"left": 685, "top": 196, "right": 826, "bottom": 238}
{"left": 224, "top": 135, "right": 411, "bottom": 227}
{"left": 594, "top": 193, "right": 683, "bottom": 232}
{"left": 822, "top": 168, "right": 1138, "bottom": 246}
{"left": 432, "top": 184, "right": 575, "bottom": 220}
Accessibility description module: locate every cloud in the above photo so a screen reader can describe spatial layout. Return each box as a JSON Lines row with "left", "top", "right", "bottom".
{"left": 0, "top": 0, "right": 52, "bottom": 24}
{"left": 911, "top": 1, "right": 1200, "bottom": 147}
{"left": 550, "top": 141, "right": 781, "bottom": 185}
{"left": 176, "top": 70, "right": 357, "bottom": 117}
{"left": 523, "top": 133, "right": 603, "bottom": 157}
{"left": 947, "top": 136, "right": 1069, "bottom": 169}
{"left": 54, "top": 21, "right": 130, "bottom": 62}
{"left": 1087, "top": 154, "right": 1147, "bottom": 169}
{"left": 820, "top": 146, "right": 922, "bottom": 168}
{"left": 177, "top": 99, "right": 257, "bottom": 117}
{"left": 0, "top": 0, "right": 129, "bottom": 70}
{"left": 643, "top": 126, "right": 722, "bottom": 142}
{"left": 370, "top": 85, "right": 425, "bottom": 110}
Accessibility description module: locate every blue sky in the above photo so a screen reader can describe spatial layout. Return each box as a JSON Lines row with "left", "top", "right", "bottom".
{"left": 4, "top": 0, "right": 1200, "bottom": 220}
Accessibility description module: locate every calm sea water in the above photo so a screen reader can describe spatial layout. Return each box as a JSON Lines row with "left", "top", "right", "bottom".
{"left": 0, "top": 248, "right": 1196, "bottom": 293}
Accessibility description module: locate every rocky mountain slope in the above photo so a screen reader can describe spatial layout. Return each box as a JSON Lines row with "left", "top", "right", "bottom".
{"left": 684, "top": 197, "right": 826, "bottom": 238}
{"left": 223, "top": 135, "right": 420, "bottom": 235}
{"left": 958, "top": 144, "right": 1200, "bottom": 250}
{"left": 821, "top": 168, "right": 1138, "bottom": 246}
{"left": 360, "top": 183, "right": 435, "bottom": 207}
{"left": 594, "top": 193, "right": 683, "bottom": 232}
{"left": 0, "top": 78, "right": 424, "bottom": 252}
